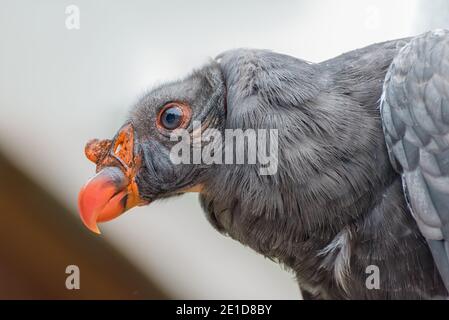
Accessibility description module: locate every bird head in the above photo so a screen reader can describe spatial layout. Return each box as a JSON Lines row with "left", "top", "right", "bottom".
{"left": 78, "top": 62, "right": 226, "bottom": 233}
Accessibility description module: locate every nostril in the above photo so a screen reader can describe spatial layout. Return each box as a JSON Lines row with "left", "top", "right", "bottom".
{"left": 87, "top": 124, "right": 135, "bottom": 171}
{"left": 114, "top": 142, "right": 122, "bottom": 155}
{"left": 111, "top": 127, "right": 134, "bottom": 169}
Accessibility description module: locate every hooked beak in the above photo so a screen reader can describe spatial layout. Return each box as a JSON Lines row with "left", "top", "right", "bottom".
{"left": 78, "top": 124, "right": 147, "bottom": 234}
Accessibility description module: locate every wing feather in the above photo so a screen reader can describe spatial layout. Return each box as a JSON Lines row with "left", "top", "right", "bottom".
{"left": 381, "top": 30, "right": 449, "bottom": 292}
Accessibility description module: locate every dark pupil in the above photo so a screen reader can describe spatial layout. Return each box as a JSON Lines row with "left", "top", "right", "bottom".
{"left": 162, "top": 106, "right": 182, "bottom": 129}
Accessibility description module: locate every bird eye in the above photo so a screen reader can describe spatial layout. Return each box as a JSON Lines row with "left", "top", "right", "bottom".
{"left": 157, "top": 103, "right": 191, "bottom": 131}
{"left": 161, "top": 106, "right": 182, "bottom": 129}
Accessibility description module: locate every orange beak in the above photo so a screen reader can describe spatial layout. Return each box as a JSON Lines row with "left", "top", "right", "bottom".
{"left": 78, "top": 124, "right": 147, "bottom": 234}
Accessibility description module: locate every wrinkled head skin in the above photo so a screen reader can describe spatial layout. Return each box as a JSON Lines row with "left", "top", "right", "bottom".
{"left": 79, "top": 43, "right": 447, "bottom": 299}
{"left": 79, "top": 62, "right": 226, "bottom": 233}
{"left": 128, "top": 63, "right": 227, "bottom": 201}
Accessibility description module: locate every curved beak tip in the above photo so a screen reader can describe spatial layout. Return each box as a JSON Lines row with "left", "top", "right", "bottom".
{"left": 78, "top": 187, "right": 104, "bottom": 235}
{"left": 86, "top": 222, "right": 101, "bottom": 235}
{"left": 91, "top": 226, "right": 102, "bottom": 235}
{"left": 78, "top": 167, "right": 128, "bottom": 234}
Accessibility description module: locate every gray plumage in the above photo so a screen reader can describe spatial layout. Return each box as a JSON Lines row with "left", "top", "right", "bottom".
{"left": 125, "top": 31, "right": 449, "bottom": 299}
{"left": 381, "top": 29, "right": 449, "bottom": 293}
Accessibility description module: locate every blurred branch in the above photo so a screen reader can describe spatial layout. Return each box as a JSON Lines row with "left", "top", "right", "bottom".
{"left": 0, "top": 152, "right": 168, "bottom": 299}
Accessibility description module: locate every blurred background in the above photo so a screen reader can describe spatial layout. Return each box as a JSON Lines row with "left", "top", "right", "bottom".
{"left": 0, "top": 0, "right": 448, "bottom": 299}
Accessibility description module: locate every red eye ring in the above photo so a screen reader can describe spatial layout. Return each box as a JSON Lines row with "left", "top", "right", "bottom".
{"left": 156, "top": 102, "right": 192, "bottom": 131}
